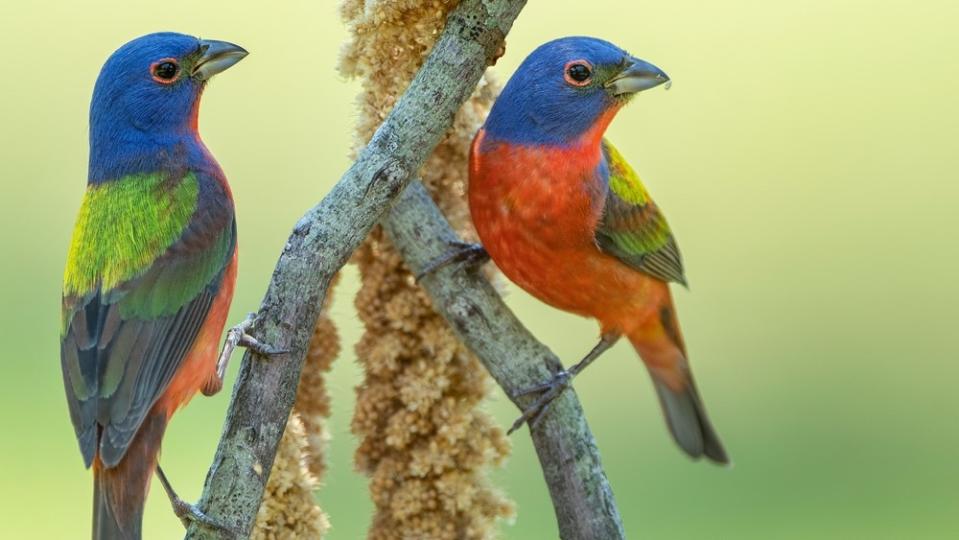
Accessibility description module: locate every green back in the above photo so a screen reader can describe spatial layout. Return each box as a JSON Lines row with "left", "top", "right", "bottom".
{"left": 62, "top": 173, "right": 198, "bottom": 330}
{"left": 64, "top": 174, "right": 198, "bottom": 294}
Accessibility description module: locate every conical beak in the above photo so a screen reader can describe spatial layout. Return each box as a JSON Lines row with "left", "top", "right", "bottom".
{"left": 605, "top": 58, "right": 670, "bottom": 95}
{"left": 192, "top": 39, "right": 248, "bottom": 81}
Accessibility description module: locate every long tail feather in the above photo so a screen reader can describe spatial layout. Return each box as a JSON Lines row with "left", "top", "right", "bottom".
{"left": 92, "top": 413, "right": 166, "bottom": 539}
{"left": 650, "top": 374, "right": 728, "bottom": 464}
{"left": 628, "top": 294, "right": 729, "bottom": 464}
{"left": 93, "top": 468, "right": 139, "bottom": 540}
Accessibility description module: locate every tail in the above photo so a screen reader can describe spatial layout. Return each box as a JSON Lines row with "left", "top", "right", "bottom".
{"left": 92, "top": 413, "right": 167, "bottom": 539}
{"left": 648, "top": 371, "right": 729, "bottom": 464}
{"left": 628, "top": 300, "right": 729, "bottom": 464}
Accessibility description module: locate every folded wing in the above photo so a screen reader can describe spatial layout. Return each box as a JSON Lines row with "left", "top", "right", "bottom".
{"left": 595, "top": 140, "right": 687, "bottom": 286}
{"left": 60, "top": 171, "right": 235, "bottom": 467}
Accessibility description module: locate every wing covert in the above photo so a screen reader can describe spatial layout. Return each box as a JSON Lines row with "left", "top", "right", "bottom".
{"left": 595, "top": 140, "right": 687, "bottom": 286}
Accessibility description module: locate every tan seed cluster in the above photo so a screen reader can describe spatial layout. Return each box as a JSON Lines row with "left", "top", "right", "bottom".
{"left": 340, "top": 0, "right": 513, "bottom": 538}
{"left": 252, "top": 414, "right": 330, "bottom": 539}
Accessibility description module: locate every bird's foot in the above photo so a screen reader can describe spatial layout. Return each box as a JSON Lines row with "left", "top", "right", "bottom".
{"left": 415, "top": 241, "right": 489, "bottom": 282}
{"left": 203, "top": 312, "right": 288, "bottom": 396}
{"left": 507, "top": 369, "right": 574, "bottom": 435}
{"left": 506, "top": 334, "right": 621, "bottom": 434}
{"left": 230, "top": 312, "right": 288, "bottom": 357}
{"left": 171, "top": 498, "right": 236, "bottom": 536}
{"left": 156, "top": 466, "right": 238, "bottom": 537}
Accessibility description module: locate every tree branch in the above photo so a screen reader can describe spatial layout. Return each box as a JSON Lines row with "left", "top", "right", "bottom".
{"left": 184, "top": 1, "right": 526, "bottom": 537}
{"left": 382, "top": 181, "right": 626, "bottom": 540}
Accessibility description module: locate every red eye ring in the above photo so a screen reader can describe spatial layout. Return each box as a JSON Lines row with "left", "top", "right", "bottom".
{"left": 564, "top": 60, "right": 593, "bottom": 86}
{"left": 150, "top": 58, "right": 180, "bottom": 84}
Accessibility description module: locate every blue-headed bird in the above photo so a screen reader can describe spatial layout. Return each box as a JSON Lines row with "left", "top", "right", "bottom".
{"left": 61, "top": 32, "right": 250, "bottom": 538}
{"left": 469, "top": 37, "right": 728, "bottom": 463}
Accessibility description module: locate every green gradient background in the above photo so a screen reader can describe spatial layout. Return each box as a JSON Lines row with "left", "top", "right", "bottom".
{"left": 1, "top": 0, "right": 957, "bottom": 538}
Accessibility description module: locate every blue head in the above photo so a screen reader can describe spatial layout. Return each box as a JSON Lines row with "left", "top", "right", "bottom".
{"left": 483, "top": 36, "right": 669, "bottom": 146}
{"left": 89, "top": 32, "right": 247, "bottom": 181}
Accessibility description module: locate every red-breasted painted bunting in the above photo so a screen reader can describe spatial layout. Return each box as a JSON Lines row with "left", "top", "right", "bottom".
{"left": 468, "top": 37, "right": 728, "bottom": 464}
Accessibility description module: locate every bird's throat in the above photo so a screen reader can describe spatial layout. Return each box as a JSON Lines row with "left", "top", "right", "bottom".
{"left": 576, "top": 106, "right": 621, "bottom": 148}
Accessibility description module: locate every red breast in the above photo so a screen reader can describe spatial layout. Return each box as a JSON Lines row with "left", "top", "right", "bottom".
{"left": 468, "top": 121, "right": 667, "bottom": 333}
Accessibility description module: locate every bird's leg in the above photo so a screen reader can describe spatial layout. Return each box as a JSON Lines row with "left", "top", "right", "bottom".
{"left": 508, "top": 332, "right": 621, "bottom": 434}
{"left": 415, "top": 240, "right": 489, "bottom": 282}
{"left": 202, "top": 312, "right": 288, "bottom": 396}
{"left": 155, "top": 465, "right": 238, "bottom": 537}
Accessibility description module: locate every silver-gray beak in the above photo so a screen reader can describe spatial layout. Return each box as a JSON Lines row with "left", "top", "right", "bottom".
{"left": 605, "top": 58, "right": 670, "bottom": 95}
{"left": 192, "top": 39, "right": 248, "bottom": 81}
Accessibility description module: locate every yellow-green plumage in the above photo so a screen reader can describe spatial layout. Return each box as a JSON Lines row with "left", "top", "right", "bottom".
{"left": 605, "top": 140, "right": 652, "bottom": 205}
{"left": 61, "top": 173, "right": 199, "bottom": 332}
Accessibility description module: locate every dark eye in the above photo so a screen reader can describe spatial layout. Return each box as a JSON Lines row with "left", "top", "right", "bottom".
{"left": 151, "top": 60, "right": 179, "bottom": 82}
{"left": 564, "top": 61, "right": 592, "bottom": 86}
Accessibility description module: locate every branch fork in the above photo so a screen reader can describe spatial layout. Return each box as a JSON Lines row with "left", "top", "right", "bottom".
{"left": 186, "top": 2, "right": 625, "bottom": 539}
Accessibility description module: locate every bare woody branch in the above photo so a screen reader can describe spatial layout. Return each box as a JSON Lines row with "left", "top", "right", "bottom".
{"left": 185, "top": 1, "right": 526, "bottom": 537}
{"left": 383, "top": 181, "right": 626, "bottom": 540}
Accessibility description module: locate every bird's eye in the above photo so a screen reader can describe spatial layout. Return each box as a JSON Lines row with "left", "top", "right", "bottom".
{"left": 151, "top": 59, "right": 180, "bottom": 83}
{"left": 568, "top": 64, "right": 591, "bottom": 81}
{"left": 564, "top": 61, "right": 593, "bottom": 86}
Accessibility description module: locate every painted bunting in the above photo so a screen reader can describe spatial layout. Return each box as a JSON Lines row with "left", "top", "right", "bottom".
{"left": 468, "top": 37, "right": 728, "bottom": 463}
{"left": 61, "top": 33, "right": 249, "bottom": 538}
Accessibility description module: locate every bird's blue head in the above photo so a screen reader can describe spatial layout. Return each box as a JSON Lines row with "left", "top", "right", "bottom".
{"left": 89, "top": 32, "right": 247, "bottom": 181}
{"left": 483, "top": 36, "right": 669, "bottom": 146}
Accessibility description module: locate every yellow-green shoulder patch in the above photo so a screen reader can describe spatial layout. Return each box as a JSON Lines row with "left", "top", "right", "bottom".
{"left": 63, "top": 172, "right": 199, "bottom": 298}
{"left": 603, "top": 139, "right": 650, "bottom": 206}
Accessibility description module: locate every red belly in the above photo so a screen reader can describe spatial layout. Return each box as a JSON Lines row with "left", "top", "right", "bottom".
{"left": 469, "top": 132, "right": 664, "bottom": 335}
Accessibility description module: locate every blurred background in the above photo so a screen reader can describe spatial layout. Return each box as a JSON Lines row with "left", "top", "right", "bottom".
{"left": 1, "top": 0, "right": 957, "bottom": 538}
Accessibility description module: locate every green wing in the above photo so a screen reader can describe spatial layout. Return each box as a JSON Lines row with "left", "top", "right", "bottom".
{"left": 60, "top": 171, "right": 235, "bottom": 467}
{"left": 595, "top": 140, "right": 687, "bottom": 286}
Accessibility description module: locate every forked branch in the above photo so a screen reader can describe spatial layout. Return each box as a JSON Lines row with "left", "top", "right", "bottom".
{"left": 185, "top": 1, "right": 623, "bottom": 539}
